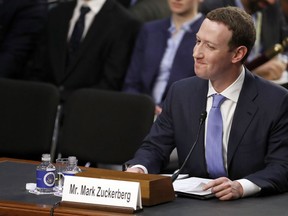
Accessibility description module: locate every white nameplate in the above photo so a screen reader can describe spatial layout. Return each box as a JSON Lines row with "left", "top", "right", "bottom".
{"left": 62, "top": 176, "right": 142, "bottom": 210}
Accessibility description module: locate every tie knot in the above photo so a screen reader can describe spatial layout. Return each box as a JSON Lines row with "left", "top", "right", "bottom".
{"left": 212, "top": 94, "right": 226, "bottom": 108}
{"left": 80, "top": 6, "right": 90, "bottom": 15}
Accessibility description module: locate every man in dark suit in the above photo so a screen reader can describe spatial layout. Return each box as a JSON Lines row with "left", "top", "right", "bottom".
{"left": 123, "top": 0, "right": 205, "bottom": 114}
{"left": 199, "top": 0, "right": 288, "bottom": 81}
{"left": 34, "top": 0, "right": 140, "bottom": 101}
{"left": 0, "top": 0, "right": 46, "bottom": 78}
{"left": 126, "top": 6, "right": 288, "bottom": 200}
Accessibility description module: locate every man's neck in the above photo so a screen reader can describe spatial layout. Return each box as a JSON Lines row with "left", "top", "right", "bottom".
{"left": 172, "top": 10, "right": 198, "bottom": 32}
{"left": 210, "top": 65, "right": 243, "bottom": 93}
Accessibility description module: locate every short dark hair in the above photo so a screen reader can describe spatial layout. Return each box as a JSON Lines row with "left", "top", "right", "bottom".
{"left": 206, "top": 6, "right": 256, "bottom": 62}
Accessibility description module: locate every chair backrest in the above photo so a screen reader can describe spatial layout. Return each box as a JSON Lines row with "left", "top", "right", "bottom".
{"left": 0, "top": 78, "right": 60, "bottom": 160}
{"left": 58, "top": 89, "right": 155, "bottom": 166}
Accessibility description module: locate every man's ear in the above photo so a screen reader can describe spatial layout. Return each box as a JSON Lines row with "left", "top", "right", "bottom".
{"left": 232, "top": 46, "right": 248, "bottom": 63}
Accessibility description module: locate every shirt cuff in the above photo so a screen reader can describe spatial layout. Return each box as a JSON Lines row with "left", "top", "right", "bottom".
{"left": 130, "top": 164, "right": 148, "bottom": 174}
{"left": 237, "top": 179, "right": 261, "bottom": 197}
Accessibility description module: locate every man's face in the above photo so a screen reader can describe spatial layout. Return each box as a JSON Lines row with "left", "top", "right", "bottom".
{"left": 168, "top": 0, "right": 201, "bottom": 15}
{"left": 193, "top": 19, "right": 235, "bottom": 82}
{"left": 245, "top": 0, "right": 276, "bottom": 13}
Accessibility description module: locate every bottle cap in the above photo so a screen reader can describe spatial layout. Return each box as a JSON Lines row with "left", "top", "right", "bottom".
{"left": 68, "top": 156, "right": 77, "bottom": 163}
{"left": 41, "top": 153, "right": 51, "bottom": 161}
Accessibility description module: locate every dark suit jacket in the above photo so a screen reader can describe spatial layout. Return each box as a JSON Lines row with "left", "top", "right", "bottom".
{"left": 127, "top": 70, "right": 288, "bottom": 195}
{"left": 37, "top": 0, "right": 140, "bottom": 100}
{"left": 199, "top": 0, "right": 288, "bottom": 51}
{"left": 115, "top": 0, "right": 131, "bottom": 8}
{"left": 123, "top": 15, "right": 205, "bottom": 103}
{"left": 0, "top": 0, "right": 46, "bottom": 78}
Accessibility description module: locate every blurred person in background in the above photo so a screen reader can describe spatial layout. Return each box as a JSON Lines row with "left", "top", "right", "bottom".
{"left": 31, "top": 0, "right": 140, "bottom": 102}
{"left": 0, "top": 0, "right": 46, "bottom": 79}
{"left": 123, "top": 0, "right": 205, "bottom": 115}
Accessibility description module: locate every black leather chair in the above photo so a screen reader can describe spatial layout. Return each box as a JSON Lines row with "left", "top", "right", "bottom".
{"left": 58, "top": 89, "right": 155, "bottom": 168}
{"left": 0, "top": 78, "right": 60, "bottom": 161}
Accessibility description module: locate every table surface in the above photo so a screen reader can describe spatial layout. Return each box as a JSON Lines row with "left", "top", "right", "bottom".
{"left": 1, "top": 158, "right": 288, "bottom": 216}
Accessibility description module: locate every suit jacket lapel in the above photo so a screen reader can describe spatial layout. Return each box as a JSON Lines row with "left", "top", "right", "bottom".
{"left": 186, "top": 78, "right": 209, "bottom": 177}
{"left": 227, "top": 70, "right": 259, "bottom": 168}
{"left": 127, "top": 18, "right": 170, "bottom": 92}
{"left": 147, "top": 19, "right": 171, "bottom": 88}
{"left": 49, "top": 1, "right": 75, "bottom": 83}
{"left": 194, "top": 80, "right": 209, "bottom": 176}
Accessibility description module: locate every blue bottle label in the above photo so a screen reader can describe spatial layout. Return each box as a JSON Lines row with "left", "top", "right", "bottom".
{"left": 36, "top": 170, "right": 55, "bottom": 188}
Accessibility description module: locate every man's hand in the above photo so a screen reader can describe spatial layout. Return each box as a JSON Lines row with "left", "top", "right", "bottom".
{"left": 253, "top": 57, "right": 286, "bottom": 80}
{"left": 155, "top": 105, "right": 162, "bottom": 115}
{"left": 125, "top": 167, "right": 145, "bottom": 174}
{"left": 202, "top": 177, "right": 243, "bottom": 201}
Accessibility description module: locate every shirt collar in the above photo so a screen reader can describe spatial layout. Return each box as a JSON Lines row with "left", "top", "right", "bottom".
{"left": 76, "top": 0, "right": 106, "bottom": 14}
{"left": 207, "top": 66, "right": 245, "bottom": 103}
{"left": 168, "top": 13, "right": 203, "bottom": 34}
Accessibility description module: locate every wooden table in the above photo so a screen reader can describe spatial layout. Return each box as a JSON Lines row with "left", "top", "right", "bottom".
{"left": 1, "top": 158, "right": 288, "bottom": 216}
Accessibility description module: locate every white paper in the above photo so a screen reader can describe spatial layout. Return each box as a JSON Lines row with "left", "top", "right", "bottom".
{"left": 173, "top": 177, "right": 213, "bottom": 196}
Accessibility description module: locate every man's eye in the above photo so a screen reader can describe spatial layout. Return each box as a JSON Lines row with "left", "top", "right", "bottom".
{"left": 206, "top": 44, "right": 215, "bottom": 49}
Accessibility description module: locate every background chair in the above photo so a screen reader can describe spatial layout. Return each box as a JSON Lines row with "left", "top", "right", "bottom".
{"left": 129, "top": 0, "right": 171, "bottom": 22}
{"left": 58, "top": 89, "right": 155, "bottom": 168}
{"left": 0, "top": 78, "right": 60, "bottom": 161}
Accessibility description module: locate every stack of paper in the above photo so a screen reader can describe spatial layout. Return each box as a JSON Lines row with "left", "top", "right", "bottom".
{"left": 172, "top": 177, "right": 214, "bottom": 199}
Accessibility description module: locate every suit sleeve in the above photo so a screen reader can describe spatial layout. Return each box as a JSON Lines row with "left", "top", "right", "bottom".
{"left": 126, "top": 83, "right": 177, "bottom": 173}
{"left": 245, "top": 93, "right": 288, "bottom": 195}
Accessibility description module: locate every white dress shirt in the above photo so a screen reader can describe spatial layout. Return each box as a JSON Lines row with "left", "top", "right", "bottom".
{"left": 206, "top": 67, "right": 261, "bottom": 197}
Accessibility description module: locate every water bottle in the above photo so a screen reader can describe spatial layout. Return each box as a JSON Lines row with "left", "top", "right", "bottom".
{"left": 36, "top": 154, "right": 56, "bottom": 193}
{"left": 63, "top": 156, "right": 81, "bottom": 176}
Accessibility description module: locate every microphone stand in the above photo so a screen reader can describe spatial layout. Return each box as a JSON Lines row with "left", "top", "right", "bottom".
{"left": 171, "top": 111, "right": 207, "bottom": 182}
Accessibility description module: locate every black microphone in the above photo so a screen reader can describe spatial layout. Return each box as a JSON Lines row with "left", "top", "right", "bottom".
{"left": 171, "top": 111, "right": 207, "bottom": 182}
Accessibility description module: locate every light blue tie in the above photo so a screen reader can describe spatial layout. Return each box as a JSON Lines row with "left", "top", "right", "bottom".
{"left": 206, "top": 94, "right": 227, "bottom": 178}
